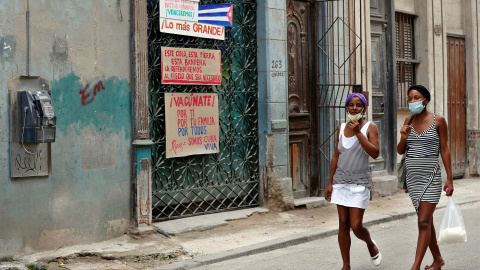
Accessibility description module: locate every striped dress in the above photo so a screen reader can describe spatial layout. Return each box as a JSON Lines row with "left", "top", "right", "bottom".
{"left": 405, "top": 114, "right": 442, "bottom": 211}
{"left": 331, "top": 122, "right": 372, "bottom": 209}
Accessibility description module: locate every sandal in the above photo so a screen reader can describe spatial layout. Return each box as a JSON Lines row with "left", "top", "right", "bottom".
{"left": 371, "top": 240, "right": 382, "bottom": 266}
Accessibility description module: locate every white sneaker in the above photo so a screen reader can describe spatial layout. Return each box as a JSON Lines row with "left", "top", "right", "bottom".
{"left": 371, "top": 240, "right": 382, "bottom": 266}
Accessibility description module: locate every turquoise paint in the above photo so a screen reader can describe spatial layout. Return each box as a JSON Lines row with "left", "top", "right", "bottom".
{"left": 136, "top": 147, "right": 152, "bottom": 174}
{"left": 51, "top": 73, "right": 131, "bottom": 140}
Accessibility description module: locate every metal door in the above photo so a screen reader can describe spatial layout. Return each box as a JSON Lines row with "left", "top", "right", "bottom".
{"left": 147, "top": 0, "right": 260, "bottom": 221}
{"left": 447, "top": 36, "right": 466, "bottom": 178}
{"left": 317, "top": 0, "right": 363, "bottom": 192}
{"left": 369, "top": 0, "right": 388, "bottom": 171}
{"left": 287, "top": 0, "right": 317, "bottom": 198}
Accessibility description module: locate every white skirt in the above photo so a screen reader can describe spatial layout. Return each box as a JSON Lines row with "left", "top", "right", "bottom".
{"left": 330, "top": 184, "right": 370, "bottom": 209}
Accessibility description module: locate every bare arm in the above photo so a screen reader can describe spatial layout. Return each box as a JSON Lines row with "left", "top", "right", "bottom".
{"left": 397, "top": 116, "right": 412, "bottom": 154}
{"left": 358, "top": 121, "right": 380, "bottom": 159}
{"left": 437, "top": 115, "right": 454, "bottom": 196}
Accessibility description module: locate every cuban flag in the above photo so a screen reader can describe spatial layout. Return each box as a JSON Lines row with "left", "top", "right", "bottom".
{"left": 198, "top": 3, "right": 233, "bottom": 27}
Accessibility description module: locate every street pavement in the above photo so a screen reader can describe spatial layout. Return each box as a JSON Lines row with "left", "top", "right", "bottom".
{"left": 188, "top": 200, "right": 480, "bottom": 270}
{"left": 1, "top": 178, "right": 478, "bottom": 270}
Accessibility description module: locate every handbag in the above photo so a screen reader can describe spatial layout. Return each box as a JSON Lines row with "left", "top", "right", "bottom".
{"left": 397, "top": 115, "right": 415, "bottom": 190}
{"left": 438, "top": 196, "right": 467, "bottom": 244}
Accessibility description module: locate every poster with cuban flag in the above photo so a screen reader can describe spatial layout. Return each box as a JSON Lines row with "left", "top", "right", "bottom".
{"left": 198, "top": 3, "right": 233, "bottom": 27}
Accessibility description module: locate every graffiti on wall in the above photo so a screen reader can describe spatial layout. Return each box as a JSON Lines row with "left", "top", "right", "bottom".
{"left": 79, "top": 81, "right": 105, "bottom": 105}
{"left": 14, "top": 150, "right": 44, "bottom": 174}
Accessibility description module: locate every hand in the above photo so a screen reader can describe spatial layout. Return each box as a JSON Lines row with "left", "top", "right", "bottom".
{"left": 444, "top": 181, "right": 454, "bottom": 196}
{"left": 324, "top": 185, "right": 333, "bottom": 202}
{"left": 347, "top": 120, "right": 361, "bottom": 135}
{"left": 400, "top": 124, "right": 412, "bottom": 139}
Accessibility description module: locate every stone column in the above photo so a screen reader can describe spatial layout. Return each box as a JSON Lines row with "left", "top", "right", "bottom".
{"left": 257, "top": 0, "right": 294, "bottom": 210}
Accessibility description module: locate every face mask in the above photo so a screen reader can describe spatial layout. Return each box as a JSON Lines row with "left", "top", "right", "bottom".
{"left": 409, "top": 100, "right": 425, "bottom": 114}
{"left": 347, "top": 112, "right": 363, "bottom": 121}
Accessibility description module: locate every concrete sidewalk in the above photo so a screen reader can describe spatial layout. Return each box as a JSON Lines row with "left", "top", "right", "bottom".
{"left": 2, "top": 178, "right": 478, "bottom": 270}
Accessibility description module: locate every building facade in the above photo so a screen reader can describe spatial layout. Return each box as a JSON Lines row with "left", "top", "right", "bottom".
{"left": 1, "top": 0, "right": 479, "bottom": 258}
{"left": 0, "top": 1, "right": 134, "bottom": 257}
{"left": 394, "top": 0, "right": 480, "bottom": 178}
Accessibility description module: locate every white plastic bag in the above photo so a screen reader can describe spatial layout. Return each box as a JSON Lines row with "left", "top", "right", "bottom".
{"left": 437, "top": 196, "right": 467, "bottom": 245}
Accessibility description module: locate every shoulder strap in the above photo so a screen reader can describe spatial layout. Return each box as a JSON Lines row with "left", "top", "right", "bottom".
{"left": 340, "top": 123, "right": 346, "bottom": 136}
{"left": 408, "top": 115, "right": 415, "bottom": 126}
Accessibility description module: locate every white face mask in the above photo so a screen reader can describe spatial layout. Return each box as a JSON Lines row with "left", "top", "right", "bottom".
{"left": 347, "top": 112, "right": 362, "bottom": 121}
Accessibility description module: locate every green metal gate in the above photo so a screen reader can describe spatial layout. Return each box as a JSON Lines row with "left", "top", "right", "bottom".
{"left": 147, "top": 0, "right": 259, "bottom": 221}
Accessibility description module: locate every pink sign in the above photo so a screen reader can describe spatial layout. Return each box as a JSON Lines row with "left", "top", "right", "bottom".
{"left": 161, "top": 47, "right": 222, "bottom": 85}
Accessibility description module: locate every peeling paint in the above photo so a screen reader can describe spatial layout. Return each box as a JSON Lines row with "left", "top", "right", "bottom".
{"left": 51, "top": 34, "right": 69, "bottom": 62}
{"left": 51, "top": 73, "right": 131, "bottom": 140}
{"left": 36, "top": 228, "right": 77, "bottom": 251}
{"left": 106, "top": 219, "right": 128, "bottom": 235}
{"left": 265, "top": 134, "right": 294, "bottom": 211}
{"left": 1, "top": 35, "right": 15, "bottom": 60}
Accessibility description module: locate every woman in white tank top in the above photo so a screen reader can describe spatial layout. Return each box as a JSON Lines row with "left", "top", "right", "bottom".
{"left": 324, "top": 93, "right": 382, "bottom": 269}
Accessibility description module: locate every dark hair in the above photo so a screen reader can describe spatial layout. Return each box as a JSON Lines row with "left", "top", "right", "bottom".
{"left": 408, "top": 85, "right": 430, "bottom": 101}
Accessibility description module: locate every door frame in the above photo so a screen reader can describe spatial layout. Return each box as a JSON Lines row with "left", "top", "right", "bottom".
{"left": 384, "top": 0, "right": 397, "bottom": 174}
{"left": 446, "top": 34, "right": 467, "bottom": 178}
{"left": 286, "top": 0, "right": 319, "bottom": 198}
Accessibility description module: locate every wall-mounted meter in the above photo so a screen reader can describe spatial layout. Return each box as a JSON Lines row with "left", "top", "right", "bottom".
{"left": 19, "top": 90, "right": 56, "bottom": 143}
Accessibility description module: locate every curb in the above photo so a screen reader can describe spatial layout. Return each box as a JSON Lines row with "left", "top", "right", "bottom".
{"left": 152, "top": 197, "right": 480, "bottom": 270}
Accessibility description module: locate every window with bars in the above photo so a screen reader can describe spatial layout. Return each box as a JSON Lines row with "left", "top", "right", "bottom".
{"left": 396, "top": 12, "right": 419, "bottom": 109}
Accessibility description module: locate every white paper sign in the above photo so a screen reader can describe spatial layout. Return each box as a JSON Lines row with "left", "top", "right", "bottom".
{"left": 159, "top": 18, "right": 225, "bottom": 40}
{"left": 160, "top": 0, "right": 198, "bottom": 22}
{"left": 165, "top": 93, "right": 220, "bottom": 158}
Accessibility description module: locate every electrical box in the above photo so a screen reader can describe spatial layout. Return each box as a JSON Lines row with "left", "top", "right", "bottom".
{"left": 19, "top": 90, "right": 56, "bottom": 143}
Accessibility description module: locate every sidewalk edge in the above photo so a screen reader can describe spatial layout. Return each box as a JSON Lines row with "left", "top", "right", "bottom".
{"left": 152, "top": 197, "right": 480, "bottom": 270}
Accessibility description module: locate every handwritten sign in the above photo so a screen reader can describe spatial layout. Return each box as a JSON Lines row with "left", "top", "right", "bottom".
{"left": 161, "top": 47, "right": 222, "bottom": 85}
{"left": 165, "top": 93, "right": 219, "bottom": 158}
{"left": 159, "top": 18, "right": 225, "bottom": 40}
{"left": 160, "top": 0, "right": 199, "bottom": 22}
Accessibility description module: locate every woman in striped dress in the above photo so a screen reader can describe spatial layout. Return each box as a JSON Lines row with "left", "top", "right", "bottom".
{"left": 325, "top": 93, "right": 382, "bottom": 270}
{"left": 397, "top": 85, "right": 454, "bottom": 270}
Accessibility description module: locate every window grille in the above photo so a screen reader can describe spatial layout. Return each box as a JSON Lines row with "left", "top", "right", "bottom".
{"left": 396, "top": 12, "right": 418, "bottom": 109}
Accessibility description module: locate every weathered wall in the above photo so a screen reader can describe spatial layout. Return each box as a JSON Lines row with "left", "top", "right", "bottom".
{"left": 395, "top": 0, "right": 480, "bottom": 176}
{"left": 257, "top": 0, "right": 294, "bottom": 209}
{"left": 0, "top": 0, "right": 132, "bottom": 256}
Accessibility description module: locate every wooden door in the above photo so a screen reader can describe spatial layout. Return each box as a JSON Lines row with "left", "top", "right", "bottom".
{"left": 287, "top": 0, "right": 317, "bottom": 198}
{"left": 369, "top": 0, "right": 388, "bottom": 171}
{"left": 447, "top": 36, "right": 466, "bottom": 178}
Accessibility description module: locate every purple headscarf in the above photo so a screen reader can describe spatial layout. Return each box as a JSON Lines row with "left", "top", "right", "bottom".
{"left": 345, "top": 93, "right": 367, "bottom": 107}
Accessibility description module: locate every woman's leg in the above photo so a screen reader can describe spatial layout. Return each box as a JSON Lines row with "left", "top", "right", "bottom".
{"left": 426, "top": 220, "right": 445, "bottom": 269}
{"left": 337, "top": 205, "right": 352, "bottom": 270}
{"left": 411, "top": 201, "right": 437, "bottom": 270}
{"left": 349, "top": 207, "right": 379, "bottom": 257}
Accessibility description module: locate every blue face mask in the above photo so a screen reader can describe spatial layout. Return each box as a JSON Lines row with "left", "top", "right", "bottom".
{"left": 409, "top": 99, "right": 425, "bottom": 114}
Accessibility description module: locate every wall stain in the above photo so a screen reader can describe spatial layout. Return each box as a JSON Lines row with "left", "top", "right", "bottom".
{"left": 1, "top": 35, "right": 15, "bottom": 60}
{"left": 50, "top": 34, "right": 69, "bottom": 62}
{"left": 52, "top": 73, "right": 131, "bottom": 140}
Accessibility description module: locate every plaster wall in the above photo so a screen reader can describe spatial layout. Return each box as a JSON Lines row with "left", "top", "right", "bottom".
{"left": 395, "top": 0, "right": 415, "bottom": 14}
{"left": 395, "top": 0, "right": 480, "bottom": 176}
{"left": 443, "top": 0, "right": 465, "bottom": 35}
{"left": 257, "top": 0, "right": 294, "bottom": 209}
{"left": 0, "top": 0, "right": 132, "bottom": 256}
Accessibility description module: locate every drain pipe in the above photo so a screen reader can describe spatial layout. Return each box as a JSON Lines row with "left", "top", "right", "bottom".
{"left": 26, "top": 0, "right": 30, "bottom": 75}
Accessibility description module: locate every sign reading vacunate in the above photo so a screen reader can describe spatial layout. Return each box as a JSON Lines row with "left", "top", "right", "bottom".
{"left": 165, "top": 93, "right": 219, "bottom": 158}
{"left": 161, "top": 47, "right": 222, "bottom": 85}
